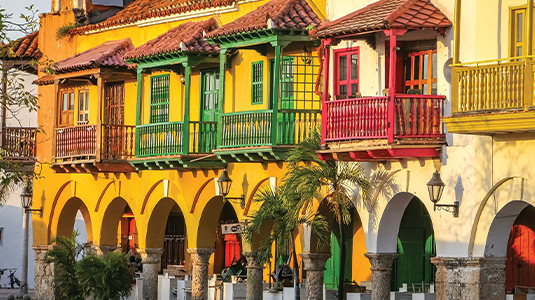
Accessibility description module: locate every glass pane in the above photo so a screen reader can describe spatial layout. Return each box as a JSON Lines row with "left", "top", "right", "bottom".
{"left": 63, "top": 94, "right": 68, "bottom": 111}
{"left": 85, "top": 92, "right": 89, "bottom": 110}
{"left": 404, "top": 56, "right": 411, "bottom": 82}
{"left": 215, "top": 74, "right": 219, "bottom": 90}
{"left": 423, "top": 54, "right": 429, "bottom": 80}
{"left": 517, "top": 13, "right": 523, "bottom": 43}
{"left": 432, "top": 82, "right": 437, "bottom": 95}
{"left": 422, "top": 84, "right": 428, "bottom": 95}
{"left": 351, "top": 84, "right": 358, "bottom": 96}
{"left": 339, "top": 85, "right": 347, "bottom": 96}
{"left": 214, "top": 93, "right": 219, "bottom": 109}
{"left": 351, "top": 54, "right": 359, "bottom": 80}
{"left": 339, "top": 56, "right": 347, "bottom": 81}
{"left": 432, "top": 53, "right": 437, "bottom": 78}
{"left": 413, "top": 56, "right": 420, "bottom": 80}
{"left": 70, "top": 93, "right": 75, "bottom": 110}
{"left": 517, "top": 46, "right": 523, "bottom": 57}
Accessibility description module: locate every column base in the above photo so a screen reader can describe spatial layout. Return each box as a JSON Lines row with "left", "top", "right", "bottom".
{"left": 300, "top": 253, "right": 331, "bottom": 300}
{"left": 139, "top": 248, "right": 164, "bottom": 300}
{"left": 365, "top": 253, "right": 397, "bottom": 300}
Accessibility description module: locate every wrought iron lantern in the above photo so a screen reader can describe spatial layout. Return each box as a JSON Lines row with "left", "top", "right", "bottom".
{"left": 217, "top": 170, "right": 245, "bottom": 209}
{"left": 427, "top": 171, "right": 458, "bottom": 217}
{"left": 20, "top": 185, "right": 42, "bottom": 216}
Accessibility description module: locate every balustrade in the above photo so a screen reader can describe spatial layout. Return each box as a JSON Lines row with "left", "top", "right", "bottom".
{"left": 102, "top": 124, "right": 136, "bottom": 160}
{"left": 1, "top": 127, "right": 37, "bottom": 160}
{"left": 137, "top": 122, "right": 184, "bottom": 157}
{"left": 220, "top": 110, "right": 273, "bottom": 148}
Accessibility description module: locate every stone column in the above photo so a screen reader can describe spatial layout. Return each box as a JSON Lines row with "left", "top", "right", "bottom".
{"left": 188, "top": 248, "right": 215, "bottom": 300}
{"left": 365, "top": 253, "right": 397, "bottom": 300}
{"left": 89, "top": 245, "right": 120, "bottom": 256}
{"left": 33, "top": 245, "right": 59, "bottom": 300}
{"left": 139, "top": 248, "right": 164, "bottom": 300}
{"left": 300, "top": 253, "right": 331, "bottom": 300}
{"left": 245, "top": 251, "right": 263, "bottom": 300}
{"left": 432, "top": 256, "right": 506, "bottom": 300}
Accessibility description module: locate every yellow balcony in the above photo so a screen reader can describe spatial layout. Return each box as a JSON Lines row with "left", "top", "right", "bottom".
{"left": 444, "top": 56, "right": 535, "bottom": 134}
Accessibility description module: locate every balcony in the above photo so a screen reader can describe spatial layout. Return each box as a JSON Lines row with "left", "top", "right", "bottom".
{"left": 318, "top": 94, "right": 446, "bottom": 161}
{"left": 1, "top": 127, "right": 37, "bottom": 165}
{"left": 444, "top": 57, "right": 535, "bottom": 134}
{"left": 52, "top": 124, "right": 136, "bottom": 173}
{"left": 130, "top": 121, "right": 225, "bottom": 170}
{"left": 214, "top": 109, "right": 321, "bottom": 162}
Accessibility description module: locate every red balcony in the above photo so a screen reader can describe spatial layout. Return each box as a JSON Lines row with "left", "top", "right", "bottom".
{"left": 319, "top": 94, "right": 446, "bottom": 161}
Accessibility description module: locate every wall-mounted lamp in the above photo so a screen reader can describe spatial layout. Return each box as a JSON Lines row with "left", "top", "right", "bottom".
{"left": 20, "top": 185, "right": 43, "bottom": 217}
{"left": 217, "top": 170, "right": 245, "bottom": 209}
{"left": 427, "top": 171, "right": 459, "bottom": 218}
{"left": 301, "top": 44, "right": 311, "bottom": 65}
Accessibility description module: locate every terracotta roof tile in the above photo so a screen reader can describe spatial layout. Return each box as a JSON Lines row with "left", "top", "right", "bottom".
{"left": 0, "top": 31, "right": 41, "bottom": 60}
{"left": 312, "top": 0, "right": 452, "bottom": 39}
{"left": 71, "top": 0, "right": 237, "bottom": 35}
{"left": 124, "top": 18, "right": 219, "bottom": 60}
{"left": 33, "top": 75, "right": 55, "bottom": 86}
{"left": 205, "top": 0, "right": 321, "bottom": 39}
{"left": 54, "top": 38, "right": 134, "bottom": 74}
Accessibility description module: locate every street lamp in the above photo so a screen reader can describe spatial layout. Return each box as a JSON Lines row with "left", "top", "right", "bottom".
{"left": 217, "top": 170, "right": 245, "bottom": 209}
{"left": 427, "top": 171, "right": 459, "bottom": 218}
{"left": 19, "top": 185, "right": 42, "bottom": 297}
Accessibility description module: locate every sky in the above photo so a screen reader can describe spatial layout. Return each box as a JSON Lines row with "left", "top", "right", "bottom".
{"left": 1, "top": 0, "right": 50, "bottom": 40}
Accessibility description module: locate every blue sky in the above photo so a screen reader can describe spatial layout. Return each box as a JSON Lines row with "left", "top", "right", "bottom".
{"left": 1, "top": 1, "right": 50, "bottom": 39}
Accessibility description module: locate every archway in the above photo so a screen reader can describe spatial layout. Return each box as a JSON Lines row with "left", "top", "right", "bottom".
{"left": 146, "top": 197, "right": 188, "bottom": 272}
{"left": 100, "top": 197, "right": 138, "bottom": 254}
{"left": 213, "top": 202, "right": 240, "bottom": 274}
{"left": 55, "top": 197, "right": 92, "bottom": 248}
{"left": 484, "top": 201, "right": 535, "bottom": 295}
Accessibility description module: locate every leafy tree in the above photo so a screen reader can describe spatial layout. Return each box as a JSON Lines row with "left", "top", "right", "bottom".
{"left": 244, "top": 185, "right": 329, "bottom": 300}
{"left": 284, "top": 130, "right": 373, "bottom": 300}
{"left": 44, "top": 231, "right": 88, "bottom": 300}
{"left": 77, "top": 252, "right": 133, "bottom": 300}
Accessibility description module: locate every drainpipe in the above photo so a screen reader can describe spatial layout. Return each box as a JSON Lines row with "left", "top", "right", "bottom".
{"left": 2, "top": 71, "right": 7, "bottom": 148}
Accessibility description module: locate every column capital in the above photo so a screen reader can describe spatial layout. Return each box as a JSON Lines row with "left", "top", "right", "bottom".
{"left": 138, "top": 248, "right": 164, "bottom": 265}
{"left": 244, "top": 251, "right": 263, "bottom": 270}
{"left": 188, "top": 248, "right": 215, "bottom": 266}
{"left": 300, "top": 252, "right": 331, "bottom": 271}
{"left": 365, "top": 252, "right": 397, "bottom": 271}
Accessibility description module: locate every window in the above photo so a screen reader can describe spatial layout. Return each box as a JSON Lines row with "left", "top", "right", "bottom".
{"left": 511, "top": 6, "right": 535, "bottom": 57}
{"left": 150, "top": 75, "right": 170, "bottom": 123}
{"left": 78, "top": 90, "right": 89, "bottom": 124}
{"left": 404, "top": 50, "right": 438, "bottom": 95}
{"left": 59, "top": 90, "right": 75, "bottom": 126}
{"left": 251, "top": 61, "right": 263, "bottom": 104}
{"left": 334, "top": 48, "right": 359, "bottom": 99}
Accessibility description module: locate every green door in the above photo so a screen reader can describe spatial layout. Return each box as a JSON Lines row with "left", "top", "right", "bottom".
{"left": 271, "top": 57, "right": 295, "bottom": 144}
{"left": 200, "top": 70, "right": 219, "bottom": 152}
{"left": 324, "top": 222, "right": 353, "bottom": 290}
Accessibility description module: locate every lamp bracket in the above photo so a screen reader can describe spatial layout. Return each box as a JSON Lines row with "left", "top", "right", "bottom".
{"left": 222, "top": 195, "right": 245, "bottom": 210}
{"left": 434, "top": 201, "right": 459, "bottom": 218}
{"left": 25, "top": 208, "right": 43, "bottom": 217}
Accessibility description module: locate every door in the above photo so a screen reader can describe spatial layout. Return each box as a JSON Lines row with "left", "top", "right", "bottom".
{"left": 200, "top": 70, "right": 219, "bottom": 152}
{"left": 59, "top": 91, "right": 74, "bottom": 126}
{"left": 104, "top": 82, "right": 125, "bottom": 159}
{"left": 324, "top": 222, "right": 353, "bottom": 290}
{"left": 161, "top": 214, "right": 186, "bottom": 270}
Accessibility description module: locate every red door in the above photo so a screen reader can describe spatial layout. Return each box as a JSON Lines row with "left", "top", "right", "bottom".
{"left": 224, "top": 234, "right": 241, "bottom": 267}
{"left": 506, "top": 224, "right": 535, "bottom": 293}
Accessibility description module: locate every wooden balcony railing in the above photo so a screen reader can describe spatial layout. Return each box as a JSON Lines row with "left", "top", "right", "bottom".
{"left": 54, "top": 124, "right": 135, "bottom": 161}
{"left": 452, "top": 56, "right": 535, "bottom": 113}
{"left": 1, "top": 127, "right": 37, "bottom": 161}
{"left": 278, "top": 109, "right": 321, "bottom": 145}
{"left": 220, "top": 110, "right": 273, "bottom": 148}
{"left": 189, "top": 121, "right": 217, "bottom": 154}
{"left": 137, "top": 122, "right": 184, "bottom": 157}
{"left": 324, "top": 94, "right": 445, "bottom": 142}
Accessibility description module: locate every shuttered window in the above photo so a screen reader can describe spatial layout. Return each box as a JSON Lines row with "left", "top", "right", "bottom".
{"left": 150, "top": 75, "right": 170, "bottom": 123}
{"left": 251, "top": 61, "right": 263, "bottom": 104}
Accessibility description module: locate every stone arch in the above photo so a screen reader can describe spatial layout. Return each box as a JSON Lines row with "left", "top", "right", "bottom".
{"left": 197, "top": 196, "right": 228, "bottom": 248}
{"left": 145, "top": 197, "right": 188, "bottom": 249}
{"left": 99, "top": 197, "right": 138, "bottom": 247}
{"left": 484, "top": 200, "right": 533, "bottom": 258}
{"left": 55, "top": 197, "right": 93, "bottom": 243}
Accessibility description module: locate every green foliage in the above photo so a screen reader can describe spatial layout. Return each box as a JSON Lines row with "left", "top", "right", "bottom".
{"left": 77, "top": 252, "right": 133, "bottom": 300}
{"left": 56, "top": 23, "right": 77, "bottom": 40}
{"left": 45, "top": 231, "right": 88, "bottom": 300}
{"left": 0, "top": 5, "right": 39, "bottom": 43}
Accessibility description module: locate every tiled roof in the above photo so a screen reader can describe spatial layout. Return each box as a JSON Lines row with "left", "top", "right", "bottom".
{"left": 54, "top": 38, "right": 134, "bottom": 74}
{"left": 0, "top": 31, "right": 41, "bottom": 60}
{"left": 312, "top": 0, "right": 452, "bottom": 39}
{"left": 205, "top": 0, "right": 321, "bottom": 39}
{"left": 33, "top": 75, "right": 55, "bottom": 86}
{"left": 124, "top": 18, "right": 219, "bottom": 60}
{"left": 70, "top": 0, "right": 237, "bottom": 35}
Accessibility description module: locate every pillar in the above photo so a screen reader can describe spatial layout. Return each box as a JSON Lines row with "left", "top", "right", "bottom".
{"left": 188, "top": 248, "right": 215, "bottom": 300}
{"left": 245, "top": 251, "right": 263, "bottom": 300}
{"left": 432, "top": 257, "right": 506, "bottom": 300}
{"left": 139, "top": 248, "right": 164, "bottom": 300}
{"left": 88, "top": 245, "right": 120, "bottom": 256}
{"left": 365, "top": 253, "right": 397, "bottom": 300}
{"left": 33, "top": 245, "right": 59, "bottom": 300}
{"left": 300, "top": 253, "right": 331, "bottom": 300}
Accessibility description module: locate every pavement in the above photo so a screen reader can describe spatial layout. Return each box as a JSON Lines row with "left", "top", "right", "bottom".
{"left": 0, "top": 289, "right": 34, "bottom": 300}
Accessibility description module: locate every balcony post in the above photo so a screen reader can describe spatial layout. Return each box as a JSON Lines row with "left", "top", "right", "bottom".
{"left": 135, "top": 68, "right": 143, "bottom": 156}
{"left": 182, "top": 65, "right": 192, "bottom": 155}
{"left": 96, "top": 74, "right": 103, "bottom": 162}
{"left": 271, "top": 44, "right": 283, "bottom": 146}
{"left": 384, "top": 30, "right": 406, "bottom": 143}
{"left": 52, "top": 79, "right": 60, "bottom": 159}
{"left": 217, "top": 48, "right": 228, "bottom": 148}
{"left": 320, "top": 40, "right": 331, "bottom": 145}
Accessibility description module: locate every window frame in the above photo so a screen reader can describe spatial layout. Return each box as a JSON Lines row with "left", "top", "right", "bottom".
{"left": 58, "top": 89, "right": 75, "bottom": 127}
{"left": 77, "top": 89, "right": 89, "bottom": 125}
{"left": 149, "top": 74, "right": 171, "bottom": 124}
{"left": 251, "top": 61, "right": 264, "bottom": 105}
{"left": 333, "top": 47, "right": 360, "bottom": 99}
{"left": 404, "top": 49, "right": 438, "bottom": 95}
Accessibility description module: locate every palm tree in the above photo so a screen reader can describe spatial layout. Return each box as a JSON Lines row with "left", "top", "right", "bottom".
{"left": 284, "top": 130, "right": 372, "bottom": 300}
{"left": 244, "top": 185, "right": 329, "bottom": 300}
{"left": 44, "top": 230, "right": 88, "bottom": 300}
{"left": 77, "top": 252, "right": 133, "bottom": 300}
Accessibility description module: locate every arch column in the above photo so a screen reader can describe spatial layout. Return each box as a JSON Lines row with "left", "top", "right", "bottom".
{"left": 33, "top": 245, "right": 59, "bottom": 300}
{"left": 431, "top": 257, "right": 506, "bottom": 300}
{"left": 139, "top": 248, "right": 164, "bottom": 300}
{"left": 88, "top": 245, "right": 120, "bottom": 256}
{"left": 300, "top": 253, "right": 331, "bottom": 300}
{"left": 245, "top": 251, "right": 263, "bottom": 300}
{"left": 188, "top": 248, "right": 215, "bottom": 300}
{"left": 365, "top": 253, "right": 397, "bottom": 300}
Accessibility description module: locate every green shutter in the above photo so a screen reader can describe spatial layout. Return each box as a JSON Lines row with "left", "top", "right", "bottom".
{"left": 150, "top": 74, "right": 170, "bottom": 123}
{"left": 251, "top": 61, "right": 263, "bottom": 104}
